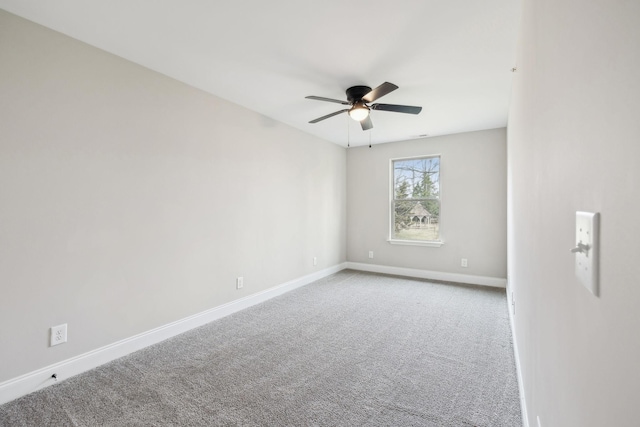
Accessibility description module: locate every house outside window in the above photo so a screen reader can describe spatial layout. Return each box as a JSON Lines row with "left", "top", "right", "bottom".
{"left": 390, "top": 155, "right": 442, "bottom": 246}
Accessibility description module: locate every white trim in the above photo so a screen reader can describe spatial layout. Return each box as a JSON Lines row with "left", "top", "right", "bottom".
{"left": 0, "top": 263, "right": 347, "bottom": 405}
{"left": 346, "top": 262, "right": 507, "bottom": 288}
{"left": 507, "top": 283, "right": 529, "bottom": 427}
{"left": 387, "top": 239, "right": 444, "bottom": 247}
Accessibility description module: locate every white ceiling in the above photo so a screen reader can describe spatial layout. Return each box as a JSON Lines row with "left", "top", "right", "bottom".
{"left": 0, "top": 0, "right": 521, "bottom": 147}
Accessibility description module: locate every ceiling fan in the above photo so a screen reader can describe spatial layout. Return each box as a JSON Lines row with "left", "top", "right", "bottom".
{"left": 305, "top": 82, "right": 422, "bottom": 131}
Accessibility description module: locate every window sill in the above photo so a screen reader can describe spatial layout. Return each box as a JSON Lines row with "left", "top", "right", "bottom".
{"left": 387, "top": 239, "right": 444, "bottom": 248}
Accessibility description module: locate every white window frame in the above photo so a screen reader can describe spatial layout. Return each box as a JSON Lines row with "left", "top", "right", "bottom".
{"left": 388, "top": 154, "right": 444, "bottom": 248}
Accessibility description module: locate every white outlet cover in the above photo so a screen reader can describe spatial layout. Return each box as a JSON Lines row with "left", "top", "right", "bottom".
{"left": 236, "top": 277, "right": 243, "bottom": 289}
{"left": 50, "top": 324, "right": 67, "bottom": 346}
{"left": 574, "top": 211, "right": 599, "bottom": 296}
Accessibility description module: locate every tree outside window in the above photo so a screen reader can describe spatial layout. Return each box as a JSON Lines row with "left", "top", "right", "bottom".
{"left": 391, "top": 156, "right": 440, "bottom": 242}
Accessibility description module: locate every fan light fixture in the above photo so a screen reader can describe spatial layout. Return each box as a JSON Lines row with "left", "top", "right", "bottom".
{"left": 348, "top": 102, "right": 370, "bottom": 121}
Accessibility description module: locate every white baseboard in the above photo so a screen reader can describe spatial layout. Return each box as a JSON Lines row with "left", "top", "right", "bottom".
{"left": 0, "top": 263, "right": 347, "bottom": 405}
{"left": 346, "top": 262, "right": 507, "bottom": 288}
{"left": 507, "top": 284, "right": 529, "bottom": 427}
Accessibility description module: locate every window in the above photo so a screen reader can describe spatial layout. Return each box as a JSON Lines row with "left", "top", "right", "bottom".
{"left": 390, "top": 156, "right": 441, "bottom": 246}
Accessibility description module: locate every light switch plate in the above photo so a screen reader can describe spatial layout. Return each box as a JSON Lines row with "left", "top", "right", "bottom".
{"left": 574, "top": 211, "right": 599, "bottom": 296}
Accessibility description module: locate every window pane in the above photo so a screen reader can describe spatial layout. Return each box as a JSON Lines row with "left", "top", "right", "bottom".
{"left": 393, "top": 157, "right": 440, "bottom": 200}
{"left": 393, "top": 200, "right": 440, "bottom": 241}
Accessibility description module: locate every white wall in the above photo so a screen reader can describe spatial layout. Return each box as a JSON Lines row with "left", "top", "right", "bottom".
{"left": 347, "top": 129, "right": 507, "bottom": 280}
{"left": 508, "top": 0, "right": 640, "bottom": 425}
{"left": 0, "top": 10, "right": 346, "bottom": 384}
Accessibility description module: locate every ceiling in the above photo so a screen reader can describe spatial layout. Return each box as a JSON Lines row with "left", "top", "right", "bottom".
{"left": 0, "top": 0, "right": 521, "bottom": 147}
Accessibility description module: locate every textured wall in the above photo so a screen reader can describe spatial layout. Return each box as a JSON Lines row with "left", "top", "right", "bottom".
{"left": 0, "top": 10, "right": 346, "bottom": 383}
{"left": 347, "top": 129, "right": 507, "bottom": 279}
{"left": 507, "top": 0, "right": 640, "bottom": 425}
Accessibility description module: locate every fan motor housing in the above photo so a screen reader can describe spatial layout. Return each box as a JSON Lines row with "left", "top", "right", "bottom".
{"left": 346, "top": 86, "right": 372, "bottom": 103}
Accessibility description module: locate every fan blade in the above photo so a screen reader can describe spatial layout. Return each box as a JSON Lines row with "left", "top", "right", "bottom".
{"left": 309, "top": 109, "right": 349, "bottom": 123}
{"left": 360, "top": 116, "right": 373, "bottom": 131}
{"left": 362, "top": 82, "right": 399, "bottom": 103}
{"left": 371, "top": 103, "right": 422, "bottom": 114}
{"left": 305, "top": 96, "right": 350, "bottom": 105}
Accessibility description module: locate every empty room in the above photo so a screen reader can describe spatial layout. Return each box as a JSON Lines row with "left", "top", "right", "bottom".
{"left": 1, "top": 1, "right": 638, "bottom": 426}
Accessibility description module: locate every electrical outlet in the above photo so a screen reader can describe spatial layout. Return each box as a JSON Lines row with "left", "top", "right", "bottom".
{"left": 50, "top": 324, "right": 67, "bottom": 347}
{"left": 368, "top": 251, "right": 374, "bottom": 259}
{"left": 511, "top": 291, "right": 516, "bottom": 315}
{"left": 313, "top": 257, "right": 317, "bottom": 266}
{"left": 461, "top": 258, "right": 468, "bottom": 268}
{"left": 236, "top": 277, "right": 243, "bottom": 289}
{"left": 574, "top": 211, "right": 600, "bottom": 296}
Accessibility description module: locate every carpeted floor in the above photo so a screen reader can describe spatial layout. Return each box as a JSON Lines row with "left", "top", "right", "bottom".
{"left": 0, "top": 270, "right": 522, "bottom": 426}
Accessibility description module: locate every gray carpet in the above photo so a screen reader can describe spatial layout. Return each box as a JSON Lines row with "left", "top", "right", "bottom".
{"left": 0, "top": 270, "right": 522, "bottom": 426}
